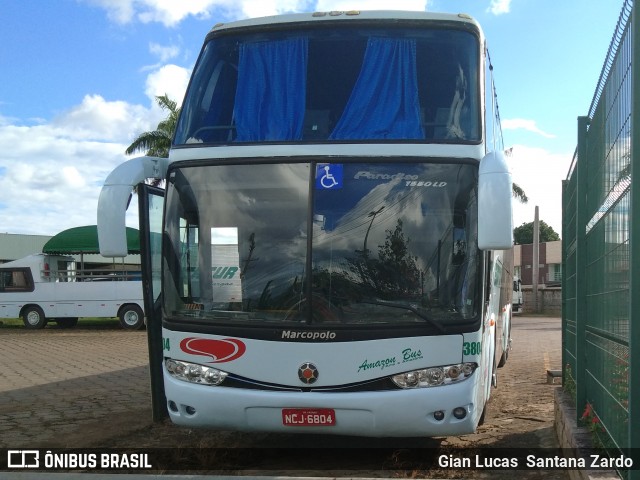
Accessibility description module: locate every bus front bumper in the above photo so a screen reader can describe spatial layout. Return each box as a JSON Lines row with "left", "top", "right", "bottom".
{"left": 163, "top": 372, "right": 482, "bottom": 437}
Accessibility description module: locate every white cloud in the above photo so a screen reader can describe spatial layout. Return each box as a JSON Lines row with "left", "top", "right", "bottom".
{"left": 149, "top": 42, "right": 180, "bottom": 62}
{"left": 84, "top": 0, "right": 135, "bottom": 24}
{"left": 86, "top": 0, "right": 430, "bottom": 26}
{"left": 237, "top": 0, "right": 311, "bottom": 18}
{"left": 0, "top": 67, "right": 187, "bottom": 235}
{"left": 316, "top": 0, "right": 427, "bottom": 11}
{"left": 0, "top": 122, "right": 130, "bottom": 235}
{"left": 137, "top": 0, "right": 220, "bottom": 26}
{"left": 51, "top": 94, "right": 151, "bottom": 143}
{"left": 509, "top": 145, "right": 572, "bottom": 236}
{"left": 84, "top": 0, "right": 233, "bottom": 26}
{"left": 487, "top": 0, "right": 511, "bottom": 15}
{"left": 144, "top": 64, "right": 191, "bottom": 108}
{"left": 502, "top": 118, "right": 556, "bottom": 139}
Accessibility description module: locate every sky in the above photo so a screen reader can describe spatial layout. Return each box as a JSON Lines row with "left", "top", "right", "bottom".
{"left": 0, "top": 0, "right": 624, "bottom": 239}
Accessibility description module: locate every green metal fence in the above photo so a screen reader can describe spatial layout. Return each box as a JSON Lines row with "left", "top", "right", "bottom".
{"left": 562, "top": 0, "right": 640, "bottom": 470}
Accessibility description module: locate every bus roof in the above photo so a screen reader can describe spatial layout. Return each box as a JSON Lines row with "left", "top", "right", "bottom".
{"left": 208, "top": 11, "right": 482, "bottom": 36}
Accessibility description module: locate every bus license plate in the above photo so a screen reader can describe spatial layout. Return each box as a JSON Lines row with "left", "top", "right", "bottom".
{"left": 282, "top": 408, "right": 336, "bottom": 426}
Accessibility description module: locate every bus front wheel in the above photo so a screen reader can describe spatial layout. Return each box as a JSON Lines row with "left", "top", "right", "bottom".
{"left": 23, "top": 306, "right": 46, "bottom": 329}
{"left": 119, "top": 305, "right": 144, "bottom": 330}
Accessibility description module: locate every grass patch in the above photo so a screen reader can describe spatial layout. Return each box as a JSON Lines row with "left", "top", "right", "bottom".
{"left": 0, "top": 317, "right": 121, "bottom": 329}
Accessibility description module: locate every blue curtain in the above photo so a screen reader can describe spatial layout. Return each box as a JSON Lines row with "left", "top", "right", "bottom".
{"left": 234, "top": 38, "right": 308, "bottom": 142}
{"left": 330, "top": 38, "right": 424, "bottom": 140}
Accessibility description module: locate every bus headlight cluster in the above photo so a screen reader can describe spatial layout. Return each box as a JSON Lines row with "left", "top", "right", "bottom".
{"left": 391, "top": 362, "right": 477, "bottom": 388}
{"left": 165, "top": 359, "right": 228, "bottom": 386}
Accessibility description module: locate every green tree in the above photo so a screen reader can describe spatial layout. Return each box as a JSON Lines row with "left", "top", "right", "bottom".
{"left": 125, "top": 94, "right": 180, "bottom": 158}
{"left": 513, "top": 220, "right": 560, "bottom": 244}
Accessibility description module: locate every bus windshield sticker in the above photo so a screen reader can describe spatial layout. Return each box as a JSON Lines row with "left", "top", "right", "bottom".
{"left": 211, "top": 227, "right": 242, "bottom": 303}
{"left": 316, "top": 163, "right": 343, "bottom": 190}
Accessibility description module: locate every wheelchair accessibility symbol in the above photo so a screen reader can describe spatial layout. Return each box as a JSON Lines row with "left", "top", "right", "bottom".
{"left": 316, "top": 164, "right": 343, "bottom": 190}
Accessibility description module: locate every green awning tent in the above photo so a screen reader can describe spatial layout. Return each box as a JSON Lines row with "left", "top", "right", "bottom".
{"left": 43, "top": 225, "right": 140, "bottom": 255}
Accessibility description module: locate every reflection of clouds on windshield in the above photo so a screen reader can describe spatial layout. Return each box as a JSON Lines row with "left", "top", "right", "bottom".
{"left": 313, "top": 167, "right": 454, "bottom": 269}
{"left": 313, "top": 178, "right": 401, "bottom": 250}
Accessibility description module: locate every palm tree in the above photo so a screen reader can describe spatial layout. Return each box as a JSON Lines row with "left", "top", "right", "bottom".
{"left": 504, "top": 148, "right": 528, "bottom": 204}
{"left": 126, "top": 94, "right": 180, "bottom": 158}
{"left": 513, "top": 183, "right": 528, "bottom": 203}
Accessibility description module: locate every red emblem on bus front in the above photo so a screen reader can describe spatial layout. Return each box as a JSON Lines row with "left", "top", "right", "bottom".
{"left": 179, "top": 337, "right": 246, "bottom": 363}
{"left": 298, "top": 362, "right": 319, "bottom": 384}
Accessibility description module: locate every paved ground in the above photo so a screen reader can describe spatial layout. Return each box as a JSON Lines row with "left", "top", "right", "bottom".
{"left": 0, "top": 326, "right": 149, "bottom": 447}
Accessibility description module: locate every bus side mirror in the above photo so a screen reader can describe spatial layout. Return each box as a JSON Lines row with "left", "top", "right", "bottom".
{"left": 98, "top": 156, "right": 169, "bottom": 257}
{"left": 478, "top": 151, "right": 513, "bottom": 250}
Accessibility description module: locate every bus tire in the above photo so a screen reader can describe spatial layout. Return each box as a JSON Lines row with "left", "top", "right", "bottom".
{"left": 56, "top": 318, "right": 78, "bottom": 328}
{"left": 22, "top": 306, "right": 46, "bottom": 329}
{"left": 498, "top": 347, "right": 508, "bottom": 368}
{"left": 478, "top": 402, "right": 488, "bottom": 426}
{"left": 119, "top": 304, "right": 144, "bottom": 330}
{"left": 498, "top": 321, "right": 511, "bottom": 368}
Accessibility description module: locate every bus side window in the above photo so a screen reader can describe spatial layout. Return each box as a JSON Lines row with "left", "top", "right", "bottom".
{"left": 0, "top": 269, "right": 33, "bottom": 292}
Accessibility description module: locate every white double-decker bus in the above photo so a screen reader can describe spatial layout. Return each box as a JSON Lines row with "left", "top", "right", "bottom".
{"left": 98, "top": 10, "right": 514, "bottom": 437}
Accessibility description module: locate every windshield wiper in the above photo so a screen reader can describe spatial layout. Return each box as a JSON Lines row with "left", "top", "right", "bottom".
{"left": 360, "top": 300, "right": 446, "bottom": 333}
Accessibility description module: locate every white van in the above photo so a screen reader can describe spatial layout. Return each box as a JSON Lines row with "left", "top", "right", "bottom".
{"left": 512, "top": 276, "right": 523, "bottom": 314}
{"left": 0, "top": 254, "right": 145, "bottom": 330}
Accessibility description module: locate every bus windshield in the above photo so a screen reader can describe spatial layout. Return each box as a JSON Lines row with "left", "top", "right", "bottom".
{"left": 174, "top": 25, "right": 480, "bottom": 145}
{"left": 163, "top": 160, "right": 480, "bottom": 331}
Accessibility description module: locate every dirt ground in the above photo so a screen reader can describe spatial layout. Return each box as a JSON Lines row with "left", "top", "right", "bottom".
{"left": 48, "top": 316, "right": 567, "bottom": 478}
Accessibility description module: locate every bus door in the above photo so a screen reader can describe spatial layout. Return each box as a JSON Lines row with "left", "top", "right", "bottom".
{"left": 138, "top": 183, "right": 166, "bottom": 421}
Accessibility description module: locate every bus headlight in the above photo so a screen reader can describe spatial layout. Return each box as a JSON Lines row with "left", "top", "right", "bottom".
{"left": 165, "top": 359, "right": 228, "bottom": 386}
{"left": 391, "top": 362, "right": 477, "bottom": 388}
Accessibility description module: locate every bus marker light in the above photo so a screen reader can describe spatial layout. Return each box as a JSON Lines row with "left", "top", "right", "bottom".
{"left": 453, "top": 407, "right": 467, "bottom": 419}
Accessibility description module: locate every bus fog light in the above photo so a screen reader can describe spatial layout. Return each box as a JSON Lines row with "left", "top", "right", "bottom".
{"left": 185, "top": 406, "right": 196, "bottom": 415}
{"left": 165, "top": 359, "right": 228, "bottom": 386}
{"left": 453, "top": 407, "right": 467, "bottom": 419}
{"left": 433, "top": 410, "right": 445, "bottom": 421}
{"left": 168, "top": 400, "right": 178, "bottom": 412}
